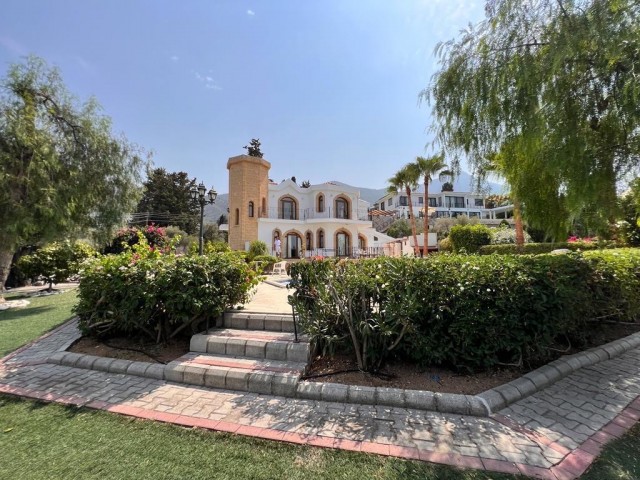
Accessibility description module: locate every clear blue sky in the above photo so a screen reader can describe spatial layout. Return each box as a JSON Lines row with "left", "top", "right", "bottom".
{"left": 0, "top": 1, "right": 485, "bottom": 192}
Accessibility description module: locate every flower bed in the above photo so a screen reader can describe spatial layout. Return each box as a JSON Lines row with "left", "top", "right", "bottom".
{"left": 289, "top": 249, "right": 640, "bottom": 372}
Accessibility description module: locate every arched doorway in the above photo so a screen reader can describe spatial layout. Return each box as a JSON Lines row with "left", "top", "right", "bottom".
{"left": 335, "top": 230, "right": 351, "bottom": 257}
{"left": 284, "top": 231, "right": 302, "bottom": 259}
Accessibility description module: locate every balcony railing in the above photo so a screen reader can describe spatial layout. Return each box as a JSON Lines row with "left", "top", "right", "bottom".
{"left": 280, "top": 247, "right": 386, "bottom": 260}
{"left": 259, "top": 207, "right": 368, "bottom": 221}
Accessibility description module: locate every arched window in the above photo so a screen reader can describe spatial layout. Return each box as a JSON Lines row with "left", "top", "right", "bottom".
{"left": 317, "top": 194, "right": 325, "bottom": 213}
{"left": 335, "top": 196, "right": 349, "bottom": 219}
{"left": 235, "top": 208, "right": 240, "bottom": 225}
{"left": 248, "top": 201, "right": 254, "bottom": 218}
{"left": 261, "top": 197, "right": 266, "bottom": 217}
{"left": 317, "top": 229, "right": 325, "bottom": 249}
{"left": 279, "top": 196, "right": 297, "bottom": 220}
{"left": 305, "top": 231, "right": 313, "bottom": 251}
{"left": 358, "top": 235, "right": 366, "bottom": 250}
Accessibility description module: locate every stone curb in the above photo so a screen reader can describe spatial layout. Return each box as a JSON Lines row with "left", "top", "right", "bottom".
{"left": 47, "top": 330, "right": 640, "bottom": 418}
{"left": 477, "top": 331, "right": 640, "bottom": 415}
{"left": 48, "top": 351, "right": 167, "bottom": 381}
{"left": 297, "top": 331, "right": 640, "bottom": 416}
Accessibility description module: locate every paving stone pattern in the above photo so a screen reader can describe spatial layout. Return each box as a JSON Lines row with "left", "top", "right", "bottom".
{"left": 1, "top": 318, "right": 639, "bottom": 479}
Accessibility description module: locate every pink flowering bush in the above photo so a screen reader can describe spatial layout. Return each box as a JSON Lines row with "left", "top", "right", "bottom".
{"left": 103, "top": 225, "right": 168, "bottom": 254}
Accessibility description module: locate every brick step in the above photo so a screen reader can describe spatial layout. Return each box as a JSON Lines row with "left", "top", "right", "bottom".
{"left": 165, "top": 356, "right": 300, "bottom": 396}
{"left": 221, "top": 312, "right": 297, "bottom": 333}
{"left": 190, "top": 329, "right": 310, "bottom": 363}
{"left": 178, "top": 352, "right": 308, "bottom": 374}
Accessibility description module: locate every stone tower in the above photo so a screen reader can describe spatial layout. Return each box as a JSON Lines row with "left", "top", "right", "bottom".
{"left": 227, "top": 154, "right": 271, "bottom": 251}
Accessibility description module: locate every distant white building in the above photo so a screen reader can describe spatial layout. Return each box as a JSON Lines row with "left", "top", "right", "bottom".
{"left": 372, "top": 188, "right": 514, "bottom": 225}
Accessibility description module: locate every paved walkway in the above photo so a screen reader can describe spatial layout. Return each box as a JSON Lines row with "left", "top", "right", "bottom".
{"left": 1, "top": 285, "right": 639, "bottom": 479}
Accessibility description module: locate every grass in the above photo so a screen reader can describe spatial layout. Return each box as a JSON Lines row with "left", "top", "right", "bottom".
{"left": 581, "top": 423, "right": 640, "bottom": 480}
{"left": 0, "top": 289, "right": 77, "bottom": 356}
{"left": 1, "top": 288, "right": 639, "bottom": 479}
{"left": 0, "top": 395, "right": 524, "bottom": 480}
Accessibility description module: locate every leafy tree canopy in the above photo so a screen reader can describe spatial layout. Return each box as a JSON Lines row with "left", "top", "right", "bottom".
{"left": 386, "top": 219, "right": 413, "bottom": 238}
{"left": 426, "top": 0, "right": 640, "bottom": 239}
{"left": 134, "top": 167, "right": 199, "bottom": 234}
{"left": 0, "top": 56, "right": 147, "bottom": 295}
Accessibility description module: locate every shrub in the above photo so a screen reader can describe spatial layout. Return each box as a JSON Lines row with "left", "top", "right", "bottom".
{"left": 289, "top": 259, "right": 412, "bottom": 372}
{"left": 247, "top": 240, "right": 269, "bottom": 260}
{"left": 479, "top": 241, "right": 616, "bottom": 255}
{"left": 104, "top": 225, "right": 168, "bottom": 254}
{"left": 251, "top": 254, "right": 278, "bottom": 272}
{"left": 75, "top": 239, "right": 259, "bottom": 343}
{"left": 491, "top": 226, "right": 532, "bottom": 244}
{"left": 18, "top": 241, "right": 97, "bottom": 290}
{"left": 288, "top": 249, "right": 640, "bottom": 372}
{"left": 449, "top": 224, "right": 492, "bottom": 253}
{"left": 438, "top": 237, "right": 453, "bottom": 252}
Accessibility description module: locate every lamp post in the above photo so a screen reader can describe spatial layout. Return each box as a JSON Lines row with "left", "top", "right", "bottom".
{"left": 190, "top": 182, "right": 217, "bottom": 255}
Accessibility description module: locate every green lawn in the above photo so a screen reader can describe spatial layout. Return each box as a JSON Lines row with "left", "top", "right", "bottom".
{"left": 580, "top": 423, "right": 640, "bottom": 480}
{"left": 0, "top": 289, "right": 638, "bottom": 479}
{"left": 0, "top": 289, "right": 77, "bottom": 356}
{"left": 0, "top": 395, "right": 524, "bottom": 480}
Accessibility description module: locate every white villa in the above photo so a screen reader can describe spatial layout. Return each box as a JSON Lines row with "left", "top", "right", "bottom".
{"left": 372, "top": 188, "right": 514, "bottom": 225}
{"left": 227, "top": 155, "right": 394, "bottom": 259}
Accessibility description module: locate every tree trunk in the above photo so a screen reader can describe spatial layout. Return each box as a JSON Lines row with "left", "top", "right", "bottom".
{"left": 0, "top": 247, "right": 15, "bottom": 302}
{"left": 405, "top": 187, "right": 420, "bottom": 256}
{"left": 514, "top": 198, "right": 525, "bottom": 248}
{"left": 423, "top": 181, "right": 429, "bottom": 256}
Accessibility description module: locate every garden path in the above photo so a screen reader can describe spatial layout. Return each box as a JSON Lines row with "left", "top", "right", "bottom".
{"left": 1, "top": 314, "right": 639, "bottom": 479}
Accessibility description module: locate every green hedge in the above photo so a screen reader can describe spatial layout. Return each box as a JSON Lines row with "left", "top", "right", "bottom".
{"left": 289, "top": 249, "right": 640, "bottom": 371}
{"left": 449, "top": 224, "right": 492, "bottom": 253}
{"left": 75, "top": 243, "right": 259, "bottom": 342}
{"left": 479, "top": 241, "right": 617, "bottom": 255}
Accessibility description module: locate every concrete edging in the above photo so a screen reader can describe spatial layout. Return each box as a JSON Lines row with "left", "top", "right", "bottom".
{"left": 47, "top": 330, "right": 640, "bottom": 417}
{"left": 296, "top": 331, "right": 640, "bottom": 416}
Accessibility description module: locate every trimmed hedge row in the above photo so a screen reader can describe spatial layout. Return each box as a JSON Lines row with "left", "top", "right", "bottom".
{"left": 478, "top": 241, "right": 617, "bottom": 255}
{"left": 289, "top": 249, "right": 640, "bottom": 371}
{"left": 75, "top": 244, "right": 258, "bottom": 343}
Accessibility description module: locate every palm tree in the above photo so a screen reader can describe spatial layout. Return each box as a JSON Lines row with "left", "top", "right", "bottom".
{"left": 415, "top": 154, "right": 452, "bottom": 256}
{"left": 388, "top": 164, "right": 420, "bottom": 256}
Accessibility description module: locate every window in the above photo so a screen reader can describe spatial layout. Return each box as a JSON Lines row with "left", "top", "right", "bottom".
{"left": 358, "top": 235, "right": 366, "bottom": 250}
{"left": 306, "top": 232, "right": 312, "bottom": 251}
{"left": 445, "top": 196, "right": 465, "bottom": 208}
{"left": 234, "top": 208, "right": 239, "bottom": 225}
{"left": 418, "top": 197, "right": 424, "bottom": 204}
{"left": 317, "top": 194, "right": 325, "bottom": 212}
{"left": 428, "top": 198, "right": 437, "bottom": 207}
{"left": 280, "top": 197, "right": 297, "bottom": 220}
{"left": 335, "top": 197, "right": 349, "bottom": 219}
{"left": 399, "top": 196, "right": 408, "bottom": 206}
{"left": 475, "top": 198, "right": 484, "bottom": 207}
{"left": 317, "top": 230, "right": 325, "bottom": 248}
{"left": 248, "top": 201, "right": 254, "bottom": 217}
{"left": 261, "top": 197, "right": 266, "bottom": 216}
{"left": 388, "top": 198, "right": 392, "bottom": 206}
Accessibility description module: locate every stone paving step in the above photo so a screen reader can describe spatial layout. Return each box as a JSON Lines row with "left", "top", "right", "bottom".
{"left": 165, "top": 355, "right": 301, "bottom": 395}
{"left": 190, "top": 329, "right": 310, "bottom": 363}
{"left": 221, "top": 311, "right": 297, "bottom": 333}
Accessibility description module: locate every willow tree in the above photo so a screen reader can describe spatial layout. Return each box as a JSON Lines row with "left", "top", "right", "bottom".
{"left": 425, "top": 0, "right": 640, "bottom": 240}
{"left": 0, "top": 56, "right": 147, "bottom": 298}
{"left": 415, "top": 154, "right": 451, "bottom": 255}
{"left": 388, "top": 164, "right": 420, "bottom": 255}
